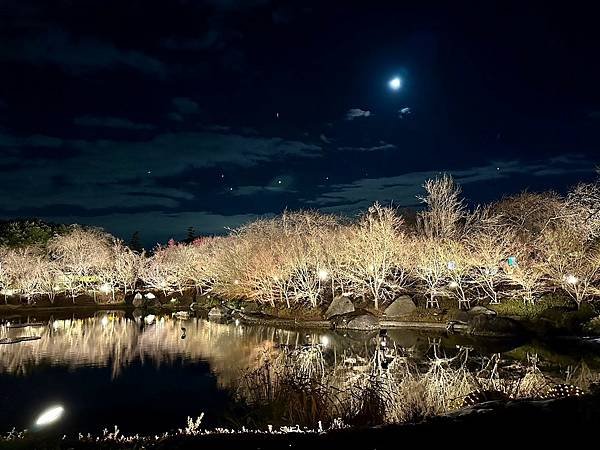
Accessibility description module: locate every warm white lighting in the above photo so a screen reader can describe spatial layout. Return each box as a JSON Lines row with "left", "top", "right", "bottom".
{"left": 565, "top": 274, "right": 579, "bottom": 285}
{"left": 448, "top": 281, "right": 459, "bottom": 289}
{"left": 144, "top": 292, "right": 156, "bottom": 299}
{"left": 144, "top": 314, "right": 156, "bottom": 325}
{"left": 320, "top": 335, "right": 330, "bottom": 347}
{"left": 170, "top": 298, "right": 177, "bottom": 303}
{"left": 35, "top": 405, "right": 64, "bottom": 427}
{"left": 234, "top": 279, "right": 240, "bottom": 285}
{"left": 389, "top": 77, "right": 401, "bottom": 90}
{"left": 101, "top": 316, "right": 109, "bottom": 327}
{"left": 317, "top": 269, "right": 329, "bottom": 281}
{"left": 99, "top": 283, "right": 112, "bottom": 294}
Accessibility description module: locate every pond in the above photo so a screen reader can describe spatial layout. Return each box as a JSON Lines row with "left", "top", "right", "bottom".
{"left": 1, "top": 309, "right": 599, "bottom": 435}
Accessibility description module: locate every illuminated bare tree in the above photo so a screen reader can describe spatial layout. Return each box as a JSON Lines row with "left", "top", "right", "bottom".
{"left": 112, "top": 240, "right": 144, "bottom": 297}
{"left": 538, "top": 224, "right": 600, "bottom": 307}
{"left": 48, "top": 228, "right": 114, "bottom": 302}
{"left": 412, "top": 238, "right": 447, "bottom": 308}
{"left": 417, "top": 174, "right": 466, "bottom": 240}
{"left": 2, "top": 247, "right": 45, "bottom": 302}
{"left": 339, "top": 203, "right": 408, "bottom": 309}
{"left": 567, "top": 174, "right": 600, "bottom": 240}
{"left": 440, "top": 240, "right": 473, "bottom": 309}
{"left": 467, "top": 227, "right": 517, "bottom": 304}
{"left": 502, "top": 244, "right": 546, "bottom": 305}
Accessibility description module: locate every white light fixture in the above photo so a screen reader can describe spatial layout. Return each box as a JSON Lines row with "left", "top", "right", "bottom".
{"left": 565, "top": 274, "right": 579, "bottom": 285}
{"left": 35, "top": 405, "right": 64, "bottom": 427}
{"left": 317, "top": 269, "right": 329, "bottom": 281}
{"left": 389, "top": 77, "right": 401, "bottom": 90}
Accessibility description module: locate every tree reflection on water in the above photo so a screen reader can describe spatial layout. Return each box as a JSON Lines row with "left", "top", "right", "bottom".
{"left": 1, "top": 311, "right": 599, "bottom": 427}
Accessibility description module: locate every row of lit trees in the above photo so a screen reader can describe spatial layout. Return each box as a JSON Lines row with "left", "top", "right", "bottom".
{"left": 1, "top": 173, "right": 599, "bottom": 308}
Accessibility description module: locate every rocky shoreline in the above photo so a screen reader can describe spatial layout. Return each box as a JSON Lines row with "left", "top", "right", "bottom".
{"left": 1, "top": 289, "right": 598, "bottom": 340}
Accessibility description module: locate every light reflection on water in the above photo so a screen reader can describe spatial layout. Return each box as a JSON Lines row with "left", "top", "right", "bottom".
{"left": 0, "top": 311, "right": 315, "bottom": 384}
{"left": 0, "top": 310, "right": 600, "bottom": 433}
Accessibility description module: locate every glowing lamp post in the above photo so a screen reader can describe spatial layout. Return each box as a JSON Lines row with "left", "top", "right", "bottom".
{"left": 34, "top": 405, "right": 65, "bottom": 428}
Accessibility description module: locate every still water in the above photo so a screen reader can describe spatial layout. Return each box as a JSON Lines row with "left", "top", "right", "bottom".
{"left": 0, "top": 309, "right": 599, "bottom": 434}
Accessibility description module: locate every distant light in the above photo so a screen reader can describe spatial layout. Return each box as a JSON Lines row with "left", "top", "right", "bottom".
{"left": 317, "top": 269, "right": 329, "bottom": 281}
{"left": 144, "top": 292, "right": 156, "bottom": 299}
{"left": 448, "top": 281, "right": 459, "bottom": 289}
{"left": 170, "top": 298, "right": 177, "bottom": 303}
{"left": 320, "top": 335, "right": 330, "bottom": 347}
{"left": 35, "top": 405, "right": 64, "bottom": 427}
{"left": 565, "top": 274, "right": 579, "bottom": 285}
{"left": 101, "top": 316, "right": 109, "bottom": 327}
{"left": 389, "top": 77, "right": 401, "bottom": 91}
{"left": 144, "top": 314, "right": 156, "bottom": 325}
{"left": 447, "top": 261, "right": 457, "bottom": 271}
{"left": 99, "top": 283, "right": 112, "bottom": 294}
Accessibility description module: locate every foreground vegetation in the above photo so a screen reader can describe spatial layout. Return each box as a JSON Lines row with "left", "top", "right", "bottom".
{"left": 1, "top": 173, "right": 600, "bottom": 313}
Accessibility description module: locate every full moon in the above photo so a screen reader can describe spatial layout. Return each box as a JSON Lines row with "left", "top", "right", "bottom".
{"left": 389, "top": 77, "right": 401, "bottom": 90}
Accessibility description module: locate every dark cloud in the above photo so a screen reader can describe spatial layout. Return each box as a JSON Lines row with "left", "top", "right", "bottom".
{"left": 308, "top": 155, "right": 594, "bottom": 213}
{"left": 0, "top": 27, "right": 165, "bottom": 76}
{"left": 338, "top": 143, "right": 397, "bottom": 152}
{"left": 172, "top": 97, "right": 200, "bottom": 115}
{"left": 0, "top": 129, "right": 323, "bottom": 213}
{"left": 74, "top": 116, "right": 155, "bottom": 130}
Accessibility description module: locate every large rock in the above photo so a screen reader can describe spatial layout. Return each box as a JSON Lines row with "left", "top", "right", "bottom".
{"left": 332, "top": 311, "right": 379, "bottom": 331}
{"left": 208, "top": 306, "right": 230, "bottom": 318}
{"left": 241, "top": 303, "right": 261, "bottom": 314}
{"left": 347, "top": 314, "right": 379, "bottom": 331}
{"left": 132, "top": 293, "right": 144, "bottom": 308}
{"left": 468, "top": 314, "right": 524, "bottom": 337}
{"left": 447, "top": 309, "right": 470, "bottom": 323}
{"left": 467, "top": 306, "right": 497, "bottom": 318}
{"left": 325, "top": 295, "right": 355, "bottom": 319}
{"left": 384, "top": 295, "right": 416, "bottom": 317}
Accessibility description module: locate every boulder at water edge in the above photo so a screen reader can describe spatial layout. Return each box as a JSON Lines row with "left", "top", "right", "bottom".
{"left": 325, "top": 295, "right": 355, "bottom": 319}
{"left": 384, "top": 295, "right": 417, "bottom": 317}
{"left": 332, "top": 311, "right": 379, "bottom": 331}
{"left": 132, "top": 293, "right": 144, "bottom": 308}
{"left": 468, "top": 314, "right": 524, "bottom": 337}
{"left": 346, "top": 314, "right": 379, "bottom": 331}
{"left": 467, "top": 306, "right": 497, "bottom": 318}
{"left": 208, "top": 306, "right": 230, "bottom": 318}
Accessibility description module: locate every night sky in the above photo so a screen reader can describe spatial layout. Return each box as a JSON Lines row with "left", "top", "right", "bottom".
{"left": 1, "top": 1, "right": 599, "bottom": 246}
